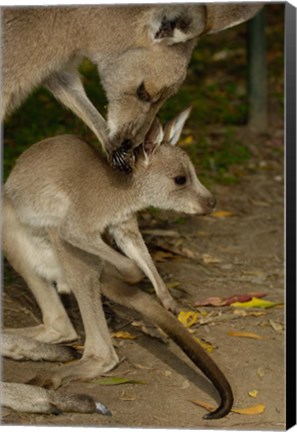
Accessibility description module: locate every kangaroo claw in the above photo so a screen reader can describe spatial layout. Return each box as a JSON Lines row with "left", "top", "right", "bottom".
{"left": 95, "top": 401, "right": 112, "bottom": 416}
{"left": 110, "top": 148, "right": 134, "bottom": 173}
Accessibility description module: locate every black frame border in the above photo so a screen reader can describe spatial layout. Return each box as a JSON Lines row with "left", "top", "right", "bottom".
{"left": 285, "top": 2, "right": 296, "bottom": 430}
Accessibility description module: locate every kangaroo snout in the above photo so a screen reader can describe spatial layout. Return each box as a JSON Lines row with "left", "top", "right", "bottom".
{"left": 200, "top": 193, "right": 217, "bottom": 215}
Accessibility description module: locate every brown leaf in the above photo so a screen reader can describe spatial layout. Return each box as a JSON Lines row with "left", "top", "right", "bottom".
{"left": 195, "top": 296, "right": 226, "bottom": 307}
{"left": 190, "top": 399, "right": 214, "bottom": 412}
{"left": 112, "top": 331, "right": 137, "bottom": 340}
{"left": 224, "top": 293, "right": 267, "bottom": 305}
{"left": 120, "top": 392, "right": 136, "bottom": 401}
{"left": 190, "top": 400, "right": 265, "bottom": 415}
{"left": 227, "top": 330, "right": 264, "bottom": 340}
{"left": 202, "top": 254, "right": 221, "bottom": 264}
{"left": 248, "top": 390, "right": 258, "bottom": 398}
{"left": 131, "top": 320, "right": 168, "bottom": 343}
{"left": 269, "top": 319, "right": 283, "bottom": 332}
{"left": 211, "top": 210, "right": 234, "bottom": 218}
{"left": 257, "top": 367, "right": 265, "bottom": 378}
{"left": 195, "top": 292, "right": 267, "bottom": 307}
{"left": 152, "top": 251, "right": 177, "bottom": 262}
{"left": 232, "top": 404, "right": 265, "bottom": 415}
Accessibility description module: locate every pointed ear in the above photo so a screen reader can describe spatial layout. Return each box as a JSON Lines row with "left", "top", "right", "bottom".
{"left": 149, "top": 6, "right": 206, "bottom": 45}
{"left": 204, "top": 4, "right": 263, "bottom": 34}
{"left": 163, "top": 107, "right": 191, "bottom": 146}
{"left": 143, "top": 117, "right": 164, "bottom": 157}
{"left": 148, "top": 5, "right": 262, "bottom": 44}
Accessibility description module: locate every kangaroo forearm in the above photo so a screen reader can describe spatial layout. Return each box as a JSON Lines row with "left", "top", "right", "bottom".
{"left": 111, "top": 220, "right": 170, "bottom": 300}
{"left": 45, "top": 69, "right": 109, "bottom": 152}
{"left": 59, "top": 229, "right": 134, "bottom": 276}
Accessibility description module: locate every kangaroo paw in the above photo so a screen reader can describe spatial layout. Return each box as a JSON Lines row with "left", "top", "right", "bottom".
{"left": 49, "top": 392, "right": 112, "bottom": 415}
{"left": 161, "top": 296, "right": 178, "bottom": 313}
{"left": 110, "top": 148, "right": 134, "bottom": 173}
{"left": 2, "top": 333, "right": 81, "bottom": 362}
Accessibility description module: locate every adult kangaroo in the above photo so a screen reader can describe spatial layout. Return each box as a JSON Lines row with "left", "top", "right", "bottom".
{"left": 2, "top": 4, "right": 262, "bottom": 170}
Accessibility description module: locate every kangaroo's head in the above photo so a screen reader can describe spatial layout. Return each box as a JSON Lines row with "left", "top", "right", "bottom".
{"left": 135, "top": 107, "right": 216, "bottom": 216}
{"left": 95, "top": 4, "right": 262, "bottom": 156}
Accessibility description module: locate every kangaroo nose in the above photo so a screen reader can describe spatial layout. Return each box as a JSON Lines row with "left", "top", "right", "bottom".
{"left": 121, "top": 139, "right": 133, "bottom": 151}
{"left": 208, "top": 195, "right": 217, "bottom": 209}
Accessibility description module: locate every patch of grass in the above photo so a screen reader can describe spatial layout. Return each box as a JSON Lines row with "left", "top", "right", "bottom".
{"left": 174, "top": 217, "right": 187, "bottom": 225}
{"left": 185, "top": 128, "right": 251, "bottom": 186}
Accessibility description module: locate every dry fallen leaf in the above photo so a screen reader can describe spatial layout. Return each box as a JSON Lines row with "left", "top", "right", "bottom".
{"left": 257, "top": 367, "right": 265, "bottom": 378}
{"left": 193, "top": 336, "right": 216, "bottom": 353}
{"left": 131, "top": 320, "right": 168, "bottom": 343}
{"left": 195, "top": 292, "right": 267, "bottom": 307}
{"left": 195, "top": 230, "right": 209, "bottom": 237}
{"left": 227, "top": 330, "right": 264, "bottom": 340}
{"left": 195, "top": 296, "right": 226, "bottom": 307}
{"left": 249, "top": 199, "right": 271, "bottom": 207}
{"left": 211, "top": 210, "right": 234, "bottom": 218}
{"left": 112, "top": 331, "right": 137, "bottom": 340}
{"left": 248, "top": 390, "right": 258, "bottom": 398}
{"left": 231, "top": 297, "right": 280, "bottom": 309}
{"left": 178, "top": 310, "right": 200, "bottom": 328}
{"left": 152, "top": 251, "right": 177, "bottom": 262}
{"left": 120, "top": 393, "right": 136, "bottom": 401}
{"left": 232, "top": 404, "right": 265, "bottom": 415}
{"left": 178, "top": 247, "right": 197, "bottom": 259}
{"left": 181, "top": 379, "right": 190, "bottom": 389}
{"left": 191, "top": 399, "right": 265, "bottom": 415}
{"left": 269, "top": 319, "right": 283, "bottom": 332}
{"left": 190, "top": 399, "right": 214, "bottom": 412}
{"left": 202, "top": 254, "right": 222, "bottom": 264}
{"left": 233, "top": 310, "right": 267, "bottom": 317}
{"left": 166, "top": 281, "right": 180, "bottom": 290}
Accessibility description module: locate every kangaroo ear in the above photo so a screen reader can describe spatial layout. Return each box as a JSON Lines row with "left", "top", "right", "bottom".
{"left": 143, "top": 117, "right": 164, "bottom": 157}
{"left": 163, "top": 107, "right": 191, "bottom": 146}
{"left": 204, "top": 4, "right": 263, "bottom": 34}
{"left": 149, "top": 4, "right": 262, "bottom": 44}
{"left": 149, "top": 6, "right": 206, "bottom": 44}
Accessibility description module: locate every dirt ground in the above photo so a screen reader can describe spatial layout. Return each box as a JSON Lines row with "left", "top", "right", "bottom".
{"left": 2, "top": 125, "right": 285, "bottom": 430}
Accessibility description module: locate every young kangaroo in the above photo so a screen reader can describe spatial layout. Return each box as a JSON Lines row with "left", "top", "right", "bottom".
{"left": 3, "top": 110, "right": 233, "bottom": 419}
{"left": 4, "top": 108, "right": 214, "bottom": 317}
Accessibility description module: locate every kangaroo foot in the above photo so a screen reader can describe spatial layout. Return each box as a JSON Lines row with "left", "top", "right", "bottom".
{"left": 28, "top": 353, "right": 119, "bottom": 390}
{"left": 5, "top": 323, "right": 78, "bottom": 344}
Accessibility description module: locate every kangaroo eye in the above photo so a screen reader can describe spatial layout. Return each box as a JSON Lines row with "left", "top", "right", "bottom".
{"left": 137, "top": 82, "right": 151, "bottom": 103}
{"left": 174, "top": 176, "right": 187, "bottom": 185}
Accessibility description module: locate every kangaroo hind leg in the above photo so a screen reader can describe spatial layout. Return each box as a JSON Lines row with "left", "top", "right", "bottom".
{"left": 2, "top": 196, "right": 78, "bottom": 344}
